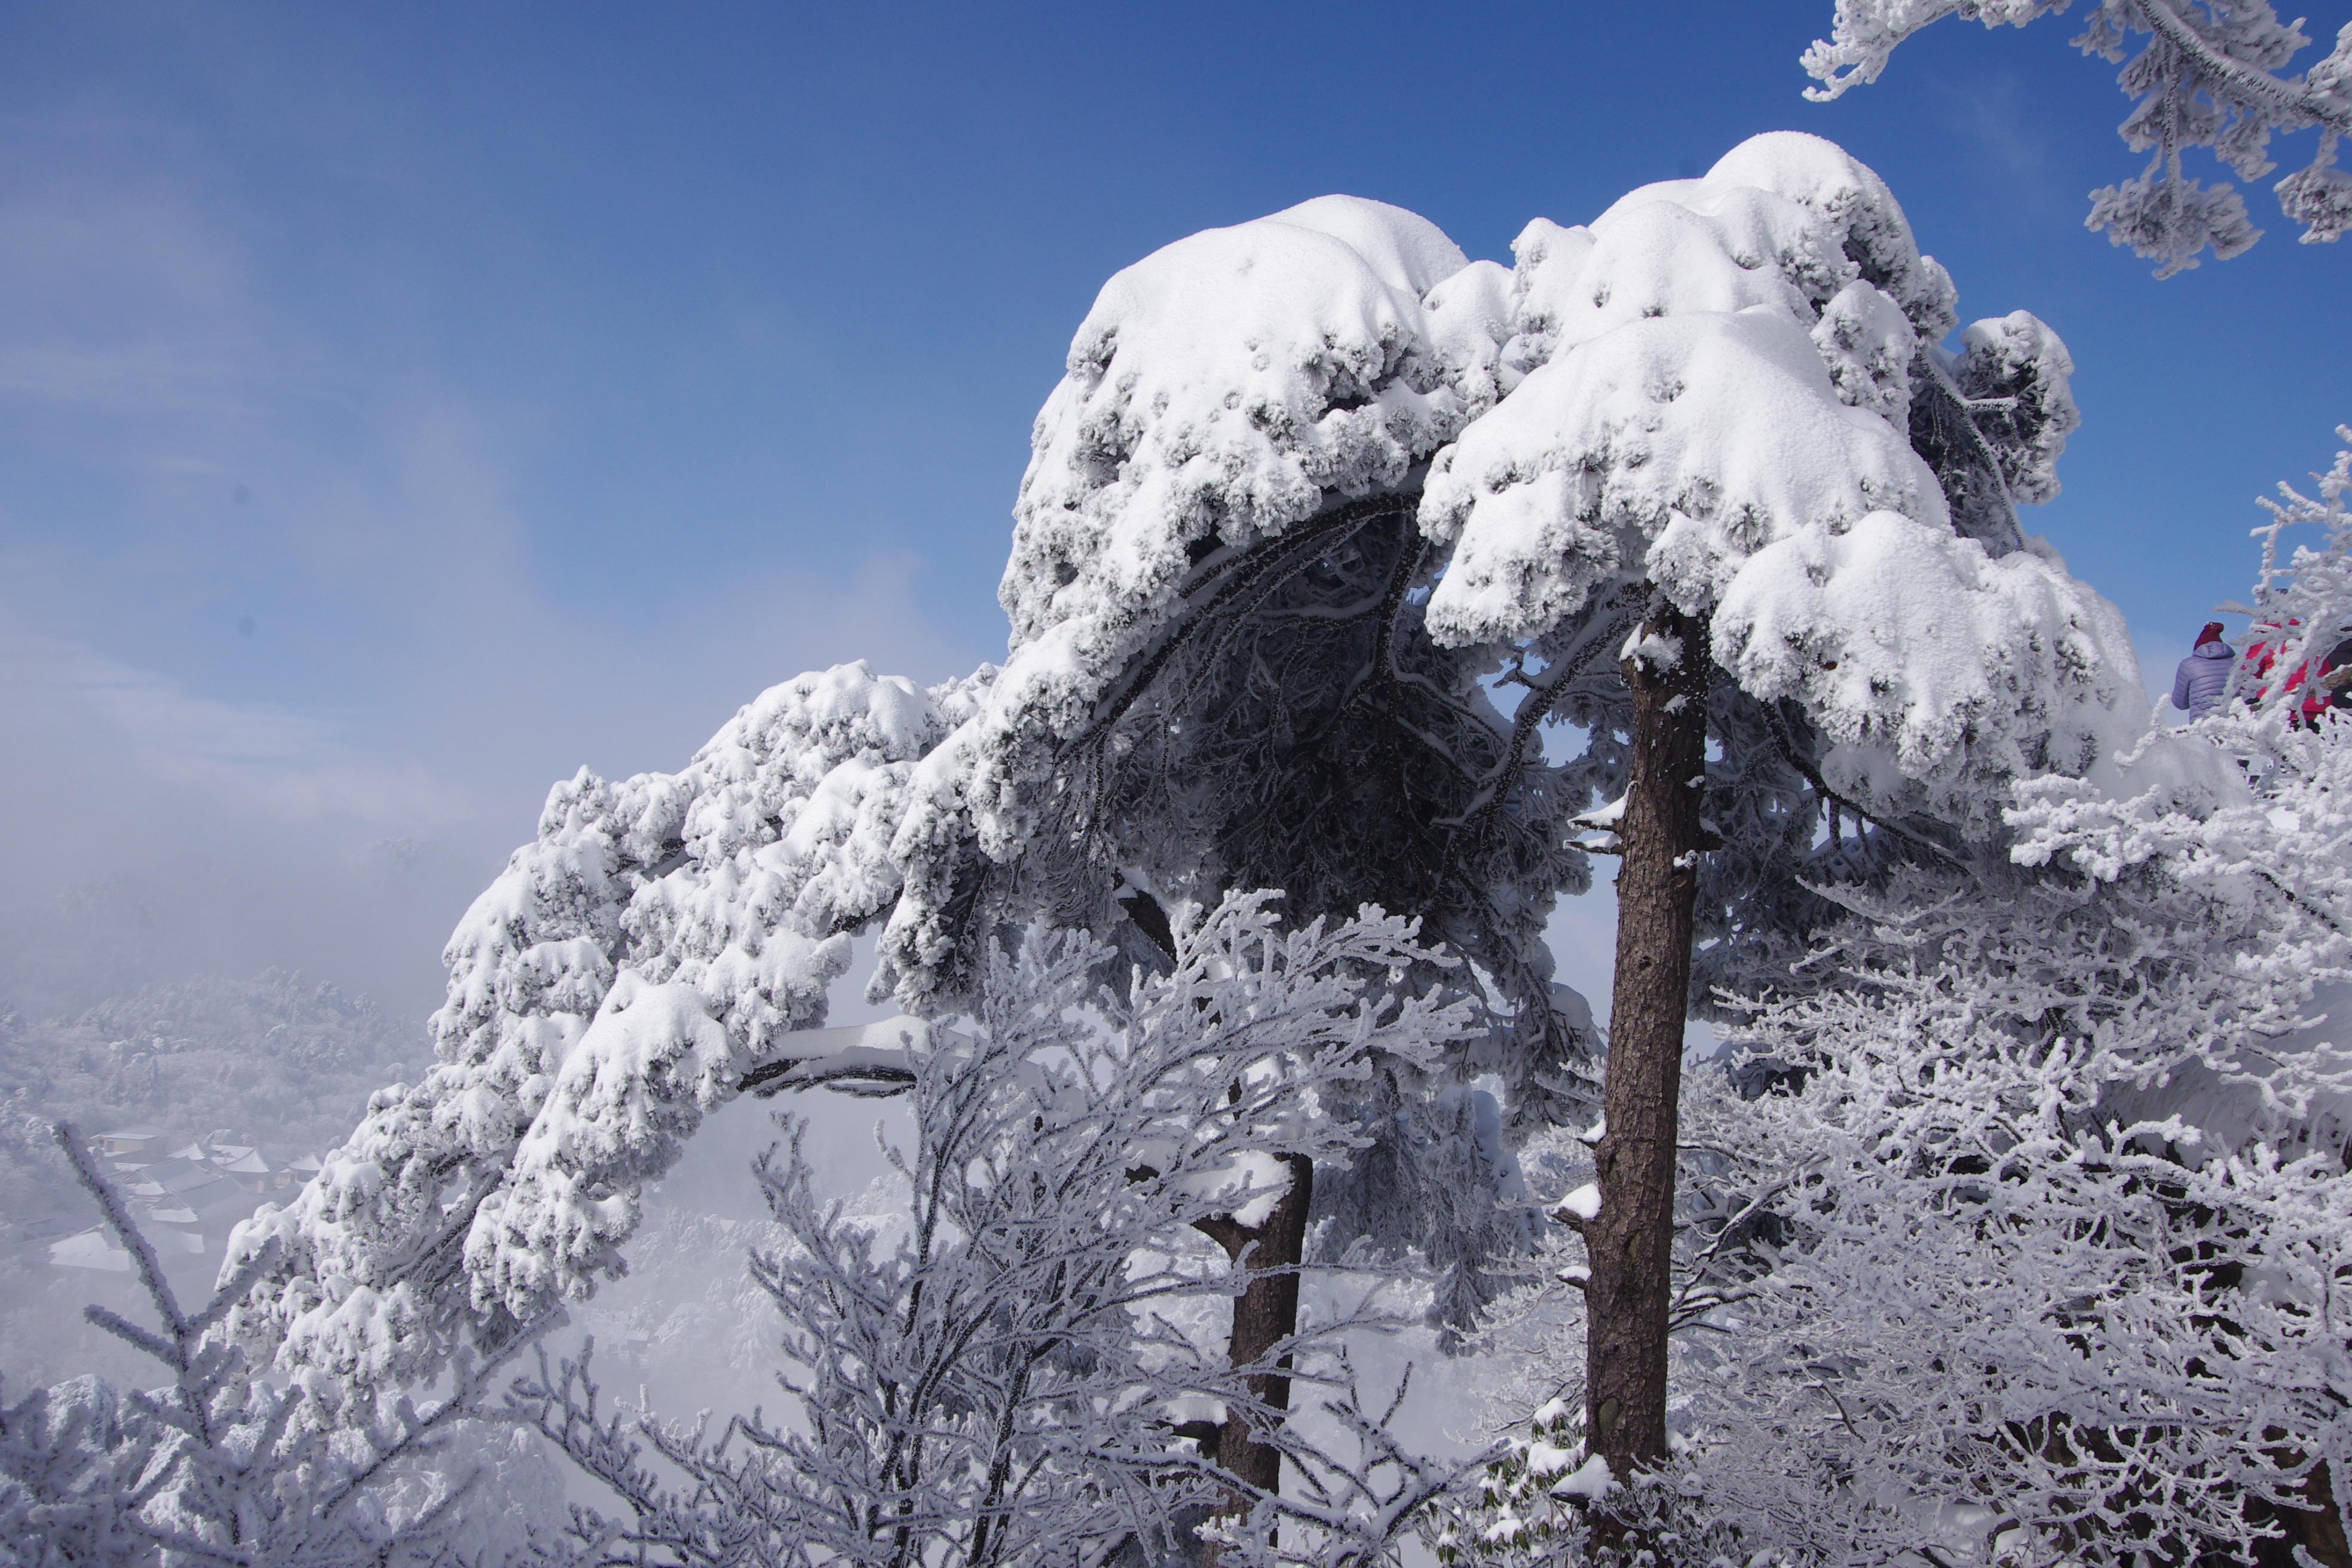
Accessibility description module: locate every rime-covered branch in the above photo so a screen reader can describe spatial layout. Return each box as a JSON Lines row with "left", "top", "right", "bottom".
{"left": 2, "top": 1125, "right": 559, "bottom": 1568}
{"left": 1804, "top": 1, "right": 2352, "bottom": 272}
{"left": 507, "top": 895, "right": 1488, "bottom": 1568}
{"left": 1437, "top": 429, "right": 2352, "bottom": 1567}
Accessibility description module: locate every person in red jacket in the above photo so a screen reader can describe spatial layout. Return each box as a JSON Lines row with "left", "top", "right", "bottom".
{"left": 2242, "top": 619, "right": 2352, "bottom": 726}
{"left": 2317, "top": 634, "right": 2352, "bottom": 716}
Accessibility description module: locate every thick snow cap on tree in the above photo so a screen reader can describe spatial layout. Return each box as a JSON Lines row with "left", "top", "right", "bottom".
{"left": 896, "top": 194, "right": 1498, "bottom": 968}
{"left": 999, "top": 195, "right": 1471, "bottom": 727}
{"left": 1420, "top": 131, "right": 2140, "bottom": 823}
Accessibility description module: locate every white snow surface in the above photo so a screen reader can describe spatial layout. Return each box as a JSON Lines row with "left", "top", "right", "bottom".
{"left": 1554, "top": 1182, "right": 1601, "bottom": 1221}
{"left": 970, "top": 197, "right": 1478, "bottom": 884}
{"left": 1004, "top": 195, "right": 1471, "bottom": 666}
{"left": 1549, "top": 1453, "right": 1619, "bottom": 1502}
{"left": 1717, "top": 522, "right": 2142, "bottom": 822}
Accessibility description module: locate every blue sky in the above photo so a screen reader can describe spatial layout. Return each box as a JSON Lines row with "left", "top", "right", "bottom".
{"left": 2, "top": 0, "right": 2345, "bottom": 1022}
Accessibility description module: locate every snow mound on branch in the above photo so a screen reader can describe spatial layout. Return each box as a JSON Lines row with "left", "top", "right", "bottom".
{"left": 1265, "top": 193, "right": 1471, "bottom": 295}
{"left": 1951, "top": 310, "right": 2078, "bottom": 506}
{"left": 1423, "top": 308, "right": 1941, "bottom": 644}
{"left": 1003, "top": 195, "right": 1470, "bottom": 690}
{"left": 1595, "top": 132, "right": 1958, "bottom": 341}
{"left": 905, "top": 196, "right": 1493, "bottom": 1004}
{"left": 1419, "top": 131, "right": 2133, "bottom": 812}
{"left": 231, "top": 661, "right": 968, "bottom": 1379}
{"left": 1506, "top": 198, "right": 1824, "bottom": 373}
{"left": 1812, "top": 278, "right": 1917, "bottom": 425}
{"left": 1421, "top": 258, "right": 1515, "bottom": 420}
{"left": 1716, "top": 516, "right": 2142, "bottom": 819}
{"left": 468, "top": 969, "right": 829, "bottom": 1320}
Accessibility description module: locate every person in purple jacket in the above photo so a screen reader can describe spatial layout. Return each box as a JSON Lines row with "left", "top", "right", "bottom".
{"left": 2172, "top": 621, "right": 2236, "bottom": 721}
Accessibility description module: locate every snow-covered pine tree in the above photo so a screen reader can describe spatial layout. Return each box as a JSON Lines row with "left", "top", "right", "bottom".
{"left": 1443, "top": 429, "right": 2352, "bottom": 1567}
{"left": 1804, "top": 0, "right": 2352, "bottom": 274}
{"left": 225, "top": 205, "right": 1579, "bottom": 1403}
{"left": 228, "top": 131, "right": 2142, "bottom": 1504}
{"left": 1413, "top": 134, "right": 2141, "bottom": 1477}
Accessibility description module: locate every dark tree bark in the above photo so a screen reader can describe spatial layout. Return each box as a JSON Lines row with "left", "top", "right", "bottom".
{"left": 1585, "top": 596, "right": 1710, "bottom": 1480}
{"left": 1193, "top": 1152, "right": 1313, "bottom": 1568}
{"left": 2254, "top": 1459, "right": 2352, "bottom": 1568}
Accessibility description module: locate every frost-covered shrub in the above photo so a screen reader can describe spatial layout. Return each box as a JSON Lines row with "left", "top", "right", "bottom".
{"left": 1446, "top": 863, "right": 2352, "bottom": 1565}
{"left": 508, "top": 893, "right": 1489, "bottom": 1568}
{"left": 1426, "top": 1398, "right": 1738, "bottom": 1568}
{"left": 0, "top": 1128, "right": 556, "bottom": 1568}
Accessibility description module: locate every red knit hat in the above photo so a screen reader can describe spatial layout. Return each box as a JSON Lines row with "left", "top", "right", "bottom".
{"left": 2197, "top": 621, "right": 2228, "bottom": 647}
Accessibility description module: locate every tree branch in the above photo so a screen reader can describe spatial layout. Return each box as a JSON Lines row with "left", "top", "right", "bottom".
{"left": 2134, "top": 0, "right": 2350, "bottom": 133}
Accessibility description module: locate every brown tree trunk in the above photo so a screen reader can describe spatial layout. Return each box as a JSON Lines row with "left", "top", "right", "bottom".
{"left": 2255, "top": 1459, "right": 2352, "bottom": 1568}
{"left": 1585, "top": 596, "right": 1709, "bottom": 1480}
{"left": 1195, "top": 1152, "right": 1313, "bottom": 1568}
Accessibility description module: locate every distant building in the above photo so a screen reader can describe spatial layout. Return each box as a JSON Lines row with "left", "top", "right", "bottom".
{"left": 121, "top": 1159, "right": 223, "bottom": 1200}
{"left": 48, "top": 1224, "right": 203, "bottom": 1271}
{"left": 143, "top": 1179, "right": 264, "bottom": 1233}
{"left": 88, "top": 1124, "right": 170, "bottom": 1157}
{"left": 208, "top": 1146, "right": 292, "bottom": 1192}
{"left": 46, "top": 1131, "right": 326, "bottom": 1274}
{"left": 48, "top": 1228, "right": 130, "bottom": 1272}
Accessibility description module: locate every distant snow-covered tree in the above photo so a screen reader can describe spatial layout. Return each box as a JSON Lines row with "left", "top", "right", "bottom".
{"left": 1805, "top": 1, "right": 2352, "bottom": 274}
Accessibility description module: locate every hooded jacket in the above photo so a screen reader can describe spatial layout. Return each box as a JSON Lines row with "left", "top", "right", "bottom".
{"left": 2172, "top": 640, "right": 2236, "bottom": 721}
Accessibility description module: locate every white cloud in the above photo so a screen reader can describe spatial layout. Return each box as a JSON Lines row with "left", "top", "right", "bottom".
{"left": 22, "top": 625, "right": 466, "bottom": 827}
